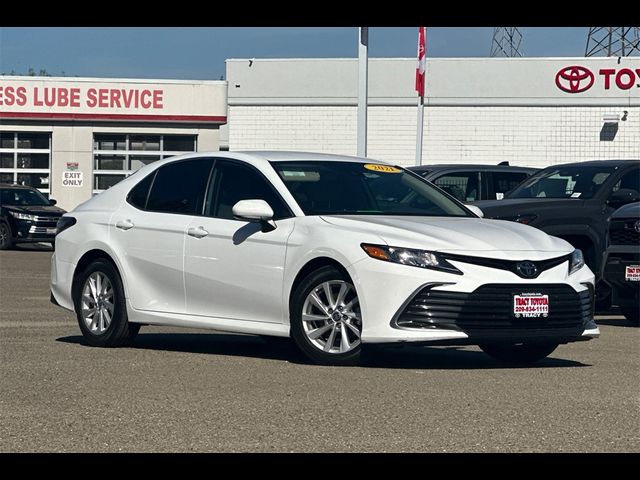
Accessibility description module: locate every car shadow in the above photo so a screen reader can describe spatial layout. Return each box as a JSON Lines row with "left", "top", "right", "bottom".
{"left": 595, "top": 317, "right": 638, "bottom": 328}
{"left": 14, "top": 243, "right": 53, "bottom": 251}
{"left": 56, "top": 333, "right": 589, "bottom": 370}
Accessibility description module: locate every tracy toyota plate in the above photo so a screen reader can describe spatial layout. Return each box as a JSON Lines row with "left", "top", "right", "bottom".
{"left": 50, "top": 151, "right": 599, "bottom": 366}
{"left": 626, "top": 265, "right": 640, "bottom": 281}
{"left": 513, "top": 293, "right": 549, "bottom": 318}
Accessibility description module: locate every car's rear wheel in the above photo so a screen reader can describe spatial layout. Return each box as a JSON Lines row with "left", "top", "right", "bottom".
{"left": 0, "top": 223, "right": 13, "bottom": 250}
{"left": 74, "top": 259, "right": 140, "bottom": 347}
{"left": 290, "top": 266, "right": 362, "bottom": 366}
{"left": 620, "top": 306, "right": 639, "bottom": 326}
{"left": 479, "top": 342, "right": 558, "bottom": 365}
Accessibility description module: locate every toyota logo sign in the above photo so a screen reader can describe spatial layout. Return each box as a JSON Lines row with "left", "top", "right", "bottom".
{"left": 555, "top": 66, "right": 595, "bottom": 93}
{"left": 516, "top": 261, "right": 538, "bottom": 279}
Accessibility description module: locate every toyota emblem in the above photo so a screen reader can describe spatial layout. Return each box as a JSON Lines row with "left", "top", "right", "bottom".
{"left": 516, "top": 261, "right": 538, "bottom": 278}
{"left": 635, "top": 220, "right": 640, "bottom": 234}
{"left": 555, "top": 66, "right": 595, "bottom": 93}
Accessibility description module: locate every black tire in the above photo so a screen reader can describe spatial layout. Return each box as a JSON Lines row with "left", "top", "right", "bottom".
{"left": 73, "top": 259, "right": 140, "bottom": 347}
{"left": 290, "top": 265, "right": 362, "bottom": 366}
{"left": 479, "top": 342, "right": 558, "bottom": 365}
{"left": 0, "top": 222, "right": 14, "bottom": 250}
{"left": 620, "top": 306, "right": 640, "bottom": 326}
{"left": 594, "top": 281, "right": 612, "bottom": 313}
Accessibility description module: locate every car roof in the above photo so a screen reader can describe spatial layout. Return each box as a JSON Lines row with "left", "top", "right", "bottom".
{"left": 408, "top": 164, "right": 538, "bottom": 172}
{"left": 234, "top": 150, "right": 386, "bottom": 164}
{"left": 0, "top": 183, "right": 36, "bottom": 190}
{"left": 536, "top": 159, "right": 640, "bottom": 169}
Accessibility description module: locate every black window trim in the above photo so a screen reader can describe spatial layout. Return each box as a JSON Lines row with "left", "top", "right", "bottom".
{"left": 206, "top": 158, "right": 295, "bottom": 221}
{"left": 125, "top": 156, "right": 295, "bottom": 220}
{"left": 126, "top": 157, "right": 214, "bottom": 216}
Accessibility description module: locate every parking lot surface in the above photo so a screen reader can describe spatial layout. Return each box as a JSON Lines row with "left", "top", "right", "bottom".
{"left": 1, "top": 246, "right": 638, "bottom": 452}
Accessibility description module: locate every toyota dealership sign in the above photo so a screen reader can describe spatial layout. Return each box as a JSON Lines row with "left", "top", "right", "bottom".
{"left": 556, "top": 65, "right": 640, "bottom": 93}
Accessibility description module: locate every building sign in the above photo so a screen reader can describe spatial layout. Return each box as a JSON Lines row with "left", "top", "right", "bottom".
{"left": 555, "top": 65, "right": 640, "bottom": 94}
{"left": 62, "top": 170, "right": 83, "bottom": 187}
{"left": 0, "top": 77, "right": 227, "bottom": 123}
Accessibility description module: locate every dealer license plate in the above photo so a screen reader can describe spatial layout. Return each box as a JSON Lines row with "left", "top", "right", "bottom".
{"left": 46, "top": 228, "right": 57, "bottom": 235}
{"left": 513, "top": 293, "right": 549, "bottom": 318}
{"left": 625, "top": 265, "right": 640, "bottom": 282}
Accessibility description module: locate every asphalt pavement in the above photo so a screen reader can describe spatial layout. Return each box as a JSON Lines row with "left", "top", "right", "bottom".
{"left": 1, "top": 245, "right": 638, "bottom": 452}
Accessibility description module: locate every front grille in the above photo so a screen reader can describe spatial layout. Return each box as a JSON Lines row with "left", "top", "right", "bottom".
{"left": 609, "top": 219, "right": 640, "bottom": 246}
{"left": 395, "top": 283, "right": 592, "bottom": 338}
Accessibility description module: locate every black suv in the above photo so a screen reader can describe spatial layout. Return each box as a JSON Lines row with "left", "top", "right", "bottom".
{"left": 0, "top": 184, "right": 66, "bottom": 250}
{"left": 474, "top": 160, "right": 640, "bottom": 308}
{"left": 602, "top": 202, "right": 640, "bottom": 325}
{"left": 408, "top": 163, "right": 539, "bottom": 202}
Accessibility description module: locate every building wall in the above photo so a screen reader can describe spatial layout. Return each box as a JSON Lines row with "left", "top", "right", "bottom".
{"left": 227, "top": 57, "right": 640, "bottom": 167}
{"left": 1, "top": 77, "right": 227, "bottom": 211}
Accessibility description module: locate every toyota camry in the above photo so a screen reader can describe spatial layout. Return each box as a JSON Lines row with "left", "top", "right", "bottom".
{"left": 50, "top": 152, "right": 599, "bottom": 365}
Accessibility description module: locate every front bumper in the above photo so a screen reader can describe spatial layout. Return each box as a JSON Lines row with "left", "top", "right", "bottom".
{"left": 348, "top": 254, "right": 598, "bottom": 345}
{"left": 11, "top": 218, "right": 58, "bottom": 243}
{"left": 602, "top": 248, "right": 640, "bottom": 308}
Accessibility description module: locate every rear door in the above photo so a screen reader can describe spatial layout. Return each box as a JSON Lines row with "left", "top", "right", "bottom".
{"left": 487, "top": 170, "right": 531, "bottom": 200}
{"left": 431, "top": 171, "right": 481, "bottom": 202}
{"left": 110, "top": 157, "right": 213, "bottom": 314}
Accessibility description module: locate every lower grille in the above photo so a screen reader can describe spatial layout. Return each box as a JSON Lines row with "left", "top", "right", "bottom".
{"left": 394, "top": 283, "right": 593, "bottom": 338}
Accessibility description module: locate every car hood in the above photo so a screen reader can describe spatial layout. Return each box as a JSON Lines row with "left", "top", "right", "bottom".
{"left": 474, "top": 198, "right": 583, "bottom": 217}
{"left": 4, "top": 205, "right": 65, "bottom": 216}
{"left": 320, "top": 215, "right": 572, "bottom": 260}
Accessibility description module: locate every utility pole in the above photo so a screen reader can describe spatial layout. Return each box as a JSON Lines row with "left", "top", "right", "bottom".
{"left": 357, "top": 27, "right": 368, "bottom": 158}
{"left": 585, "top": 27, "right": 640, "bottom": 56}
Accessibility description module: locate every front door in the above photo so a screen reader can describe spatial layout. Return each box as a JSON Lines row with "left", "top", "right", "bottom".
{"left": 184, "top": 160, "right": 295, "bottom": 324}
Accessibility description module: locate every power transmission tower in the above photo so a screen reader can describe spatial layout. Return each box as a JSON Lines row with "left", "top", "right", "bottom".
{"left": 490, "top": 27, "right": 523, "bottom": 57}
{"left": 585, "top": 27, "right": 640, "bottom": 56}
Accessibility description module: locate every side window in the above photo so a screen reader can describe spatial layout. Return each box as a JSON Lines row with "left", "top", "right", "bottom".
{"left": 433, "top": 172, "right": 479, "bottom": 202}
{"left": 126, "top": 171, "right": 156, "bottom": 210}
{"left": 146, "top": 158, "right": 213, "bottom": 215}
{"left": 490, "top": 171, "right": 529, "bottom": 199}
{"left": 612, "top": 168, "right": 640, "bottom": 193}
{"left": 206, "top": 161, "right": 291, "bottom": 220}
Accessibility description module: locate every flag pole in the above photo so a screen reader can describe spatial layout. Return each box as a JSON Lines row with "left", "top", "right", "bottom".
{"left": 357, "top": 27, "right": 369, "bottom": 158}
{"left": 415, "top": 27, "right": 426, "bottom": 165}
{"left": 416, "top": 95, "right": 424, "bottom": 166}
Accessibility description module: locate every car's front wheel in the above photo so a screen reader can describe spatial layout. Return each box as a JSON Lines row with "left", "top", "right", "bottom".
{"left": 290, "top": 266, "right": 362, "bottom": 366}
{"left": 74, "top": 259, "right": 140, "bottom": 347}
{"left": 0, "top": 223, "right": 13, "bottom": 250}
{"left": 479, "top": 342, "right": 558, "bottom": 365}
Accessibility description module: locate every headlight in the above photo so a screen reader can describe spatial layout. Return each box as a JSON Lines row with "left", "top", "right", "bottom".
{"left": 9, "top": 211, "right": 36, "bottom": 221}
{"left": 361, "top": 243, "right": 462, "bottom": 275}
{"left": 56, "top": 216, "right": 76, "bottom": 235}
{"left": 498, "top": 214, "right": 538, "bottom": 225}
{"left": 569, "top": 249, "right": 585, "bottom": 275}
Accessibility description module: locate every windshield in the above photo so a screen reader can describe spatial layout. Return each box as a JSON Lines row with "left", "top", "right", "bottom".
{"left": 272, "top": 161, "right": 472, "bottom": 217}
{"left": 507, "top": 165, "right": 615, "bottom": 200}
{"left": 0, "top": 188, "right": 50, "bottom": 206}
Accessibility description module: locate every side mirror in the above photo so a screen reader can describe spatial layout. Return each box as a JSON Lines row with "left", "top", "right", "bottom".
{"left": 232, "top": 199, "right": 276, "bottom": 232}
{"left": 465, "top": 204, "right": 484, "bottom": 218}
{"left": 607, "top": 188, "right": 640, "bottom": 208}
{"left": 49, "top": 198, "right": 57, "bottom": 206}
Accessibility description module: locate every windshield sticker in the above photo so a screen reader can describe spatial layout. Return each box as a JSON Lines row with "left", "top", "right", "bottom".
{"left": 364, "top": 164, "right": 401, "bottom": 173}
{"left": 496, "top": 193, "right": 505, "bottom": 200}
{"left": 571, "top": 192, "right": 581, "bottom": 198}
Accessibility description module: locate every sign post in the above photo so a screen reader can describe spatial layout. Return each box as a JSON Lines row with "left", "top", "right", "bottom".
{"left": 415, "top": 27, "right": 426, "bottom": 166}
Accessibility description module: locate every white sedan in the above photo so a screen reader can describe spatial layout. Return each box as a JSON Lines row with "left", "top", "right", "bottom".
{"left": 50, "top": 151, "right": 599, "bottom": 365}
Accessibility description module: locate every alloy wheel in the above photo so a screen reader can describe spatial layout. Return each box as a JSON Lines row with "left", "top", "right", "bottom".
{"left": 81, "top": 272, "right": 114, "bottom": 334}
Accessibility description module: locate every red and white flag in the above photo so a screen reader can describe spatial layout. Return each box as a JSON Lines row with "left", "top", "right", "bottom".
{"left": 415, "top": 27, "right": 426, "bottom": 97}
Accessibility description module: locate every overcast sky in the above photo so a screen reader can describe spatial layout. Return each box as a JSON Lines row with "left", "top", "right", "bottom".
{"left": 0, "top": 27, "right": 591, "bottom": 79}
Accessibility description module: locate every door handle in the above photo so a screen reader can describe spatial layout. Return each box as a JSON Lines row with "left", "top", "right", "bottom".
{"left": 115, "top": 219, "right": 134, "bottom": 231}
{"left": 187, "top": 226, "right": 209, "bottom": 238}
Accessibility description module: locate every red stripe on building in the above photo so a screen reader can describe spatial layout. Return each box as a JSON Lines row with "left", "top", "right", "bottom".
{"left": 0, "top": 112, "right": 227, "bottom": 123}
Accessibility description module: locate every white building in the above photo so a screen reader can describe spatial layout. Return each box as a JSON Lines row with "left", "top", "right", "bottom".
{"left": 226, "top": 57, "right": 640, "bottom": 167}
{"left": 0, "top": 76, "right": 227, "bottom": 210}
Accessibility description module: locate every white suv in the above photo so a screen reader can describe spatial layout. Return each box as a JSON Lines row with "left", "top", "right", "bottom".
{"left": 51, "top": 151, "right": 599, "bottom": 365}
